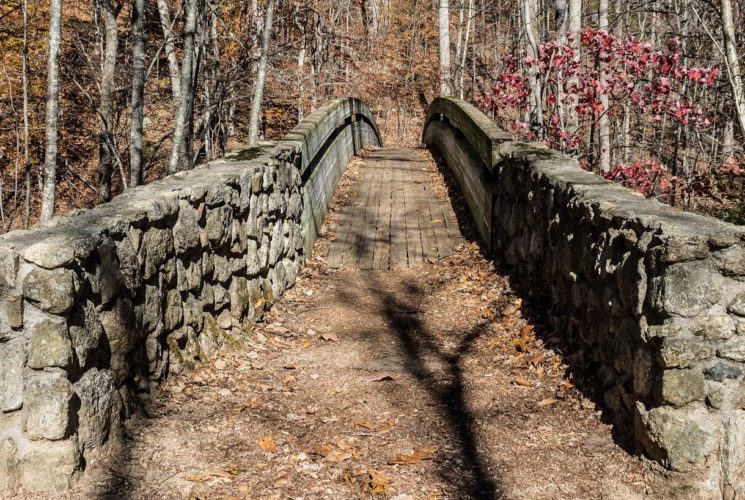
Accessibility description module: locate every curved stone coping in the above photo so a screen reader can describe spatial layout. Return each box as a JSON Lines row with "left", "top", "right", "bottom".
{"left": 424, "top": 96, "right": 745, "bottom": 497}
{"left": 423, "top": 97, "right": 511, "bottom": 173}
{"left": 283, "top": 97, "right": 383, "bottom": 177}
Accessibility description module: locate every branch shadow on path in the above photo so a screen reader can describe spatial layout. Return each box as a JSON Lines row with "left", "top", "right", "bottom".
{"left": 337, "top": 272, "right": 502, "bottom": 499}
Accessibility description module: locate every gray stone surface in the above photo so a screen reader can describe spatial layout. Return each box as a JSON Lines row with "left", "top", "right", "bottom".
{"left": 23, "top": 371, "right": 73, "bottom": 441}
{"left": 21, "top": 438, "right": 79, "bottom": 492}
{"left": 75, "top": 368, "right": 121, "bottom": 451}
{"left": 0, "top": 437, "right": 20, "bottom": 491}
{"left": 662, "top": 369, "right": 705, "bottom": 406}
{"left": 27, "top": 318, "right": 72, "bottom": 369}
{"left": 0, "top": 338, "right": 26, "bottom": 412}
{"left": 22, "top": 267, "right": 75, "bottom": 314}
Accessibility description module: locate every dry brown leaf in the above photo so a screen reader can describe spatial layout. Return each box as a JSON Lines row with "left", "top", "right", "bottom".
{"left": 513, "top": 377, "right": 532, "bottom": 387}
{"left": 369, "top": 468, "right": 392, "bottom": 491}
{"left": 537, "top": 398, "right": 559, "bottom": 407}
{"left": 321, "top": 332, "right": 339, "bottom": 342}
{"left": 184, "top": 475, "right": 210, "bottom": 482}
{"left": 311, "top": 444, "right": 333, "bottom": 457}
{"left": 352, "top": 418, "right": 375, "bottom": 429}
{"left": 258, "top": 436, "right": 278, "bottom": 453}
{"left": 387, "top": 447, "right": 437, "bottom": 464}
{"left": 326, "top": 450, "right": 353, "bottom": 462}
{"left": 370, "top": 374, "right": 396, "bottom": 382}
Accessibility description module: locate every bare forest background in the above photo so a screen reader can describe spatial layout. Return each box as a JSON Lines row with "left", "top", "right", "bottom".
{"left": 0, "top": 0, "right": 743, "bottom": 233}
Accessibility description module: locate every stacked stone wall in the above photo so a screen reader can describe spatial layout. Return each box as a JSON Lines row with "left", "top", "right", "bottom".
{"left": 425, "top": 97, "right": 745, "bottom": 496}
{"left": 0, "top": 98, "right": 380, "bottom": 493}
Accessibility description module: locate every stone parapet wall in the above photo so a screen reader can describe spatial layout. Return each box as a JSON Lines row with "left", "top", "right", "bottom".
{"left": 0, "top": 98, "right": 380, "bottom": 493}
{"left": 424, "top": 97, "right": 745, "bottom": 497}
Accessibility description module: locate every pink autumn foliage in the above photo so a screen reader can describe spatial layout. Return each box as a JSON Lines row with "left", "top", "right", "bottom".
{"left": 601, "top": 160, "right": 673, "bottom": 197}
{"left": 479, "top": 28, "right": 719, "bottom": 168}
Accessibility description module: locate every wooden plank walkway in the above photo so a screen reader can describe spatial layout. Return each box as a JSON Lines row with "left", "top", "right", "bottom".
{"left": 325, "top": 148, "right": 463, "bottom": 270}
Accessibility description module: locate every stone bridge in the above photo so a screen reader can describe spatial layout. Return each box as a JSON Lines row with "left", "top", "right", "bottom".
{"left": 1, "top": 97, "right": 745, "bottom": 496}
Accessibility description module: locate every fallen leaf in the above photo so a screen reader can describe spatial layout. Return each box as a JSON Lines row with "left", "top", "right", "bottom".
{"left": 326, "top": 450, "right": 353, "bottom": 462}
{"left": 370, "top": 374, "right": 396, "bottom": 382}
{"left": 303, "top": 340, "right": 311, "bottom": 348}
{"left": 321, "top": 332, "right": 339, "bottom": 342}
{"left": 352, "top": 418, "right": 375, "bottom": 430}
{"left": 387, "top": 448, "right": 437, "bottom": 464}
{"left": 184, "top": 475, "right": 210, "bottom": 482}
{"left": 311, "top": 444, "right": 333, "bottom": 457}
{"left": 369, "top": 468, "right": 392, "bottom": 492}
{"left": 513, "top": 377, "right": 532, "bottom": 387}
{"left": 258, "top": 436, "right": 278, "bottom": 453}
{"left": 537, "top": 398, "right": 559, "bottom": 407}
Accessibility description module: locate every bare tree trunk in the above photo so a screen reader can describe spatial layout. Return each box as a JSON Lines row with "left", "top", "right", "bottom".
{"left": 130, "top": 0, "right": 146, "bottom": 187}
{"left": 157, "top": 0, "right": 182, "bottom": 110}
{"left": 248, "top": 0, "right": 276, "bottom": 145}
{"left": 556, "top": 0, "right": 567, "bottom": 34}
{"left": 438, "top": 0, "right": 452, "bottom": 95}
{"left": 22, "top": 0, "right": 31, "bottom": 227}
{"left": 598, "top": 0, "right": 611, "bottom": 172}
{"left": 40, "top": 0, "right": 62, "bottom": 221}
{"left": 98, "top": 0, "right": 119, "bottom": 202}
{"left": 521, "top": 0, "right": 543, "bottom": 135}
{"left": 168, "top": 0, "right": 200, "bottom": 174}
{"left": 723, "top": 119, "right": 735, "bottom": 163}
{"left": 721, "top": 0, "right": 745, "bottom": 140}
{"left": 566, "top": 0, "right": 581, "bottom": 138}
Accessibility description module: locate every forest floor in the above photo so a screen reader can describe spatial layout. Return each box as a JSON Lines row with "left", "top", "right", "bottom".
{"left": 58, "top": 148, "right": 657, "bottom": 499}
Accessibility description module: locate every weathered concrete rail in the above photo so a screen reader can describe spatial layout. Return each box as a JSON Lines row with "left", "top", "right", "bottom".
{"left": 0, "top": 98, "right": 380, "bottom": 493}
{"left": 424, "top": 97, "right": 745, "bottom": 497}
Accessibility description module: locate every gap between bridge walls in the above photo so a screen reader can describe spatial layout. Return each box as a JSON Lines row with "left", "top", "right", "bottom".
{"left": 424, "top": 96, "right": 745, "bottom": 498}
{"left": 0, "top": 98, "right": 381, "bottom": 493}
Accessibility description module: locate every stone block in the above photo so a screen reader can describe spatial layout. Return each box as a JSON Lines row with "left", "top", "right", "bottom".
{"left": 4, "top": 294, "right": 23, "bottom": 330}
{"left": 205, "top": 206, "right": 233, "bottom": 247}
{"left": 100, "top": 298, "right": 138, "bottom": 382}
{"left": 23, "top": 267, "right": 75, "bottom": 315}
{"left": 28, "top": 318, "right": 73, "bottom": 369}
{"left": 21, "top": 438, "right": 79, "bottom": 492}
{"left": 655, "top": 262, "right": 722, "bottom": 317}
{"left": 0, "top": 338, "right": 26, "bottom": 412}
{"left": 173, "top": 201, "right": 201, "bottom": 255}
{"left": 141, "top": 228, "right": 173, "bottom": 280}
{"left": 75, "top": 368, "right": 121, "bottom": 451}
{"left": 24, "top": 371, "right": 73, "bottom": 441}
{"left": 659, "top": 337, "right": 715, "bottom": 368}
{"left": 164, "top": 289, "right": 183, "bottom": 332}
{"left": 636, "top": 402, "right": 718, "bottom": 472}
{"left": 704, "top": 362, "right": 743, "bottom": 382}
{"left": 0, "top": 437, "right": 21, "bottom": 491}
{"left": 661, "top": 369, "right": 705, "bottom": 407}
{"left": 692, "top": 315, "right": 735, "bottom": 340}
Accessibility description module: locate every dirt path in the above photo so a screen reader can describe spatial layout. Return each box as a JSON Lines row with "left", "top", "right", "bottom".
{"left": 69, "top": 148, "right": 650, "bottom": 499}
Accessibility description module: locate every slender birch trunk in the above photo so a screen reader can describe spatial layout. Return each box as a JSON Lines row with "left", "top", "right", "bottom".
{"left": 248, "top": 0, "right": 276, "bottom": 145}
{"left": 98, "top": 0, "right": 119, "bottom": 202}
{"left": 598, "top": 0, "right": 611, "bottom": 172}
{"left": 168, "top": 0, "right": 200, "bottom": 173}
{"left": 566, "top": 0, "right": 581, "bottom": 139}
{"left": 521, "top": 0, "right": 543, "bottom": 135}
{"left": 157, "top": 0, "right": 182, "bottom": 110}
{"left": 22, "top": 0, "right": 31, "bottom": 227}
{"left": 720, "top": 0, "right": 745, "bottom": 140}
{"left": 40, "top": 0, "right": 62, "bottom": 221}
{"left": 130, "top": 0, "right": 146, "bottom": 187}
{"left": 438, "top": 0, "right": 452, "bottom": 95}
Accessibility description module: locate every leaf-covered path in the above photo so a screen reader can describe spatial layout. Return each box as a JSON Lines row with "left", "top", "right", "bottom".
{"left": 73, "top": 148, "right": 649, "bottom": 499}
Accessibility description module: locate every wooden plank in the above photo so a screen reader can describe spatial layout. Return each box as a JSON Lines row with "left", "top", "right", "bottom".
{"left": 389, "top": 159, "right": 407, "bottom": 268}
{"left": 413, "top": 163, "right": 439, "bottom": 261}
{"left": 402, "top": 155, "right": 423, "bottom": 266}
{"left": 372, "top": 161, "right": 393, "bottom": 270}
{"left": 326, "top": 165, "right": 370, "bottom": 268}
{"left": 340, "top": 160, "right": 377, "bottom": 268}
{"left": 357, "top": 160, "right": 383, "bottom": 270}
